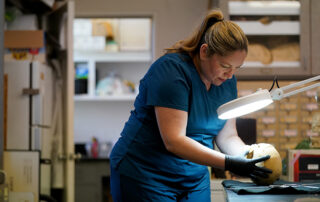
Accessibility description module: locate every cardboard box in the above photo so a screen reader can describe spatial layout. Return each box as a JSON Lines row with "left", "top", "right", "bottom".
{"left": 119, "top": 19, "right": 151, "bottom": 51}
{"left": 4, "top": 151, "right": 40, "bottom": 202}
{"left": 91, "top": 19, "right": 114, "bottom": 37}
{"left": 4, "top": 30, "right": 46, "bottom": 62}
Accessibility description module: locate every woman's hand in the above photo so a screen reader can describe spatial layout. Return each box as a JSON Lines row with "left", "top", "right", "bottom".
{"left": 225, "top": 154, "right": 272, "bottom": 180}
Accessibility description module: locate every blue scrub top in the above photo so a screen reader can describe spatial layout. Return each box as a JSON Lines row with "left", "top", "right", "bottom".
{"left": 110, "top": 52, "right": 237, "bottom": 190}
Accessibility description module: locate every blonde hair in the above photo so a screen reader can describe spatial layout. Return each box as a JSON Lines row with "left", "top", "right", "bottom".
{"left": 165, "top": 10, "right": 248, "bottom": 57}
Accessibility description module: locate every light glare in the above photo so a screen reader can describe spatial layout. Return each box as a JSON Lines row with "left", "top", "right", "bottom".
{"left": 218, "top": 99, "right": 273, "bottom": 119}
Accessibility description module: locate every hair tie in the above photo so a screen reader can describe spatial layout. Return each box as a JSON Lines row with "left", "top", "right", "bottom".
{"left": 196, "top": 17, "right": 223, "bottom": 52}
{"left": 205, "top": 17, "right": 223, "bottom": 32}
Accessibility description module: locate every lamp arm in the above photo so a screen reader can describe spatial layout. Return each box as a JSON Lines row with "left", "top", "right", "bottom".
{"left": 270, "top": 75, "right": 320, "bottom": 100}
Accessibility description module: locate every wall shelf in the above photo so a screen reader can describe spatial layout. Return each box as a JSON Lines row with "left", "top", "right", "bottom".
{"left": 74, "top": 50, "right": 152, "bottom": 63}
{"left": 219, "top": 0, "right": 313, "bottom": 78}
{"left": 74, "top": 94, "right": 136, "bottom": 101}
{"left": 229, "top": 1, "right": 300, "bottom": 16}
{"left": 243, "top": 61, "right": 300, "bottom": 68}
{"left": 235, "top": 21, "right": 299, "bottom": 35}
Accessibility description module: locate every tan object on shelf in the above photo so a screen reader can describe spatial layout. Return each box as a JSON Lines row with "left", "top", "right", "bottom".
{"left": 91, "top": 20, "right": 114, "bottom": 38}
{"left": 246, "top": 43, "right": 272, "bottom": 64}
{"left": 271, "top": 42, "right": 300, "bottom": 61}
{"left": 259, "top": 17, "right": 272, "bottom": 25}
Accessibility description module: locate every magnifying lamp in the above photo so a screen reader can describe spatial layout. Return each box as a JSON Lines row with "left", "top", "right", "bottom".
{"left": 217, "top": 75, "right": 320, "bottom": 120}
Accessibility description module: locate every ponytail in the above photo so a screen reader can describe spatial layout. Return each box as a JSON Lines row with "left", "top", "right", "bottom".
{"left": 165, "top": 10, "right": 248, "bottom": 57}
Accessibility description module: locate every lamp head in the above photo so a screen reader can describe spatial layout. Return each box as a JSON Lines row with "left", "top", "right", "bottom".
{"left": 217, "top": 75, "right": 320, "bottom": 119}
{"left": 217, "top": 89, "right": 273, "bottom": 119}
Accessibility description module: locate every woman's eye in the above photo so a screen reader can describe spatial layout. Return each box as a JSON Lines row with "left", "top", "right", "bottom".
{"left": 221, "top": 64, "right": 230, "bottom": 69}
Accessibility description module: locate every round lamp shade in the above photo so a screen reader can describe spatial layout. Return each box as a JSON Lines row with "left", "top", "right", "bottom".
{"left": 217, "top": 89, "right": 273, "bottom": 119}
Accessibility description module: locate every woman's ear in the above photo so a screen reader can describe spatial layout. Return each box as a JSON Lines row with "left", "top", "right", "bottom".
{"left": 199, "top": 43, "right": 209, "bottom": 61}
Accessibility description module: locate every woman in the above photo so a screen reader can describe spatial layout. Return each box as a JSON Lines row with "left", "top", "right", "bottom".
{"left": 110, "top": 10, "right": 271, "bottom": 202}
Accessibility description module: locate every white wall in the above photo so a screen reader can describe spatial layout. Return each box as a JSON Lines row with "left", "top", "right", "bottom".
{"left": 74, "top": 101, "right": 133, "bottom": 143}
{"left": 74, "top": 0, "right": 210, "bottom": 144}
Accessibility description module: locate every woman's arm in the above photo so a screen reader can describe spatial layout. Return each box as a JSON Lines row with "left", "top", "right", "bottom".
{"left": 155, "top": 106, "right": 226, "bottom": 169}
{"left": 215, "top": 118, "right": 250, "bottom": 156}
{"left": 156, "top": 106, "right": 271, "bottom": 178}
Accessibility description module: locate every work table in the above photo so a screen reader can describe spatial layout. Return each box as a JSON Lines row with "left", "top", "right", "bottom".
{"left": 211, "top": 179, "right": 320, "bottom": 202}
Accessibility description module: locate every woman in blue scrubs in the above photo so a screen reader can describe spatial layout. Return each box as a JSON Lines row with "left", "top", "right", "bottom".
{"left": 110, "top": 10, "right": 271, "bottom": 202}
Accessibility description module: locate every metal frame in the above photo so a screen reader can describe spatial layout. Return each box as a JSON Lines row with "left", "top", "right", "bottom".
{"left": 271, "top": 75, "right": 320, "bottom": 100}
{"left": 311, "top": 0, "right": 320, "bottom": 75}
{"left": 0, "top": 0, "right": 4, "bottom": 170}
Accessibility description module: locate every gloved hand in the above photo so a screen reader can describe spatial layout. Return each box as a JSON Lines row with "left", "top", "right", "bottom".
{"left": 225, "top": 152, "right": 272, "bottom": 180}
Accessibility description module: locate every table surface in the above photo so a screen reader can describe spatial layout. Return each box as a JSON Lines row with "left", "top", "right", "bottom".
{"left": 225, "top": 189, "right": 320, "bottom": 202}
{"left": 210, "top": 179, "right": 320, "bottom": 202}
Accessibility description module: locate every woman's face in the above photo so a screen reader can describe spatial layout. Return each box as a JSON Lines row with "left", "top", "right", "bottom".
{"left": 197, "top": 44, "right": 247, "bottom": 88}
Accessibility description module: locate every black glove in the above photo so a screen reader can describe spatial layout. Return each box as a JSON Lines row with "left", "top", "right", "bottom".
{"left": 225, "top": 153, "right": 272, "bottom": 180}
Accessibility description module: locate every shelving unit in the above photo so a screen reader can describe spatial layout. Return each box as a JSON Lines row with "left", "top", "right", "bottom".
{"left": 2, "top": 1, "right": 75, "bottom": 201}
{"left": 73, "top": 18, "right": 152, "bottom": 102}
{"left": 220, "top": 0, "right": 312, "bottom": 78}
{"left": 73, "top": 17, "right": 153, "bottom": 146}
{"left": 229, "top": 1, "right": 300, "bottom": 15}
{"left": 74, "top": 50, "right": 151, "bottom": 101}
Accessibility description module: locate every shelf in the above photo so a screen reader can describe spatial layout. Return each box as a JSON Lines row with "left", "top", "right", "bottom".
{"left": 229, "top": 1, "right": 300, "bottom": 16}
{"left": 74, "top": 51, "right": 152, "bottom": 63}
{"left": 235, "top": 21, "right": 299, "bottom": 35}
{"left": 243, "top": 61, "right": 300, "bottom": 68}
{"left": 74, "top": 94, "right": 136, "bottom": 101}
{"left": 6, "top": 0, "right": 54, "bottom": 14}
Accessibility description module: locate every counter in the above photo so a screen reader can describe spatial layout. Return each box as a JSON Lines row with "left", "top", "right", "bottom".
{"left": 225, "top": 189, "right": 320, "bottom": 202}
{"left": 219, "top": 179, "right": 320, "bottom": 202}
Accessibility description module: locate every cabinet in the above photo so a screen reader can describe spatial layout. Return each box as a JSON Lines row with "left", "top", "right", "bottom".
{"left": 74, "top": 51, "right": 152, "bottom": 101}
{"left": 75, "top": 159, "right": 111, "bottom": 202}
{"left": 73, "top": 18, "right": 153, "bottom": 102}
{"left": 219, "top": 0, "right": 318, "bottom": 79}
{"left": 73, "top": 17, "right": 153, "bottom": 146}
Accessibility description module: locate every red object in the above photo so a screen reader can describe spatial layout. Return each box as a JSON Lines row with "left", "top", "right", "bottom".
{"left": 29, "top": 48, "right": 40, "bottom": 55}
{"left": 91, "top": 138, "right": 99, "bottom": 158}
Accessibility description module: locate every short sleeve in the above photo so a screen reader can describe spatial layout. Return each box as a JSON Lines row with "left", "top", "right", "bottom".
{"left": 145, "top": 58, "right": 190, "bottom": 111}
